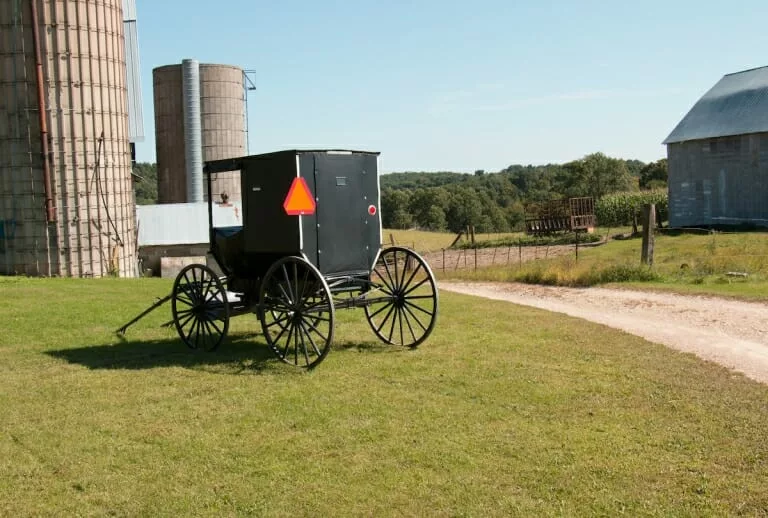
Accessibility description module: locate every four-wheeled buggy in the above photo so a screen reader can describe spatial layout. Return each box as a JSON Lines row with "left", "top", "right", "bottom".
{"left": 164, "top": 149, "right": 438, "bottom": 368}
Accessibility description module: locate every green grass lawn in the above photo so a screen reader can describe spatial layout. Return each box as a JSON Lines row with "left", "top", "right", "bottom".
{"left": 1, "top": 277, "right": 768, "bottom": 516}
{"left": 385, "top": 228, "right": 522, "bottom": 253}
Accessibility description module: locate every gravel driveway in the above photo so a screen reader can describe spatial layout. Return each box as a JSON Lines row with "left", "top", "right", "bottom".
{"left": 440, "top": 281, "right": 768, "bottom": 384}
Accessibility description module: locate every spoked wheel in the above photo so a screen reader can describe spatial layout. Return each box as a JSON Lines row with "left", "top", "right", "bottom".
{"left": 365, "top": 246, "right": 438, "bottom": 348}
{"left": 171, "top": 264, "right": 230, "bottom": 351}
{"left": 259, "top": 256, "right": 335, "bottom": 369}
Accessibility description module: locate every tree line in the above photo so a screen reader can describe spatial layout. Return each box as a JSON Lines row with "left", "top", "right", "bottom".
{"left": 130, "top": 153, "right": 668, "bottom": 233}
{"left": 381, "top": 153, "right": 667, "bottom": 233}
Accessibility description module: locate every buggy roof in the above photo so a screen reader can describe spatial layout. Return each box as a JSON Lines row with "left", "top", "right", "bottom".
{"left": 204, "top": 149, "right": 381, "bottom": 175}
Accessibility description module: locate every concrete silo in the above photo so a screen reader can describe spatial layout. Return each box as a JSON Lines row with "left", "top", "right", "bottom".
{"left": 0, "top": 0, "right": 137, "bottom": 277}
{"left": 153, "top": 62, "right": 246, "bottom": 204}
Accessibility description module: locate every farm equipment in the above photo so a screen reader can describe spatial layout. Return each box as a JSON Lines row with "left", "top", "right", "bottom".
{"left": 524, "top": 197, "right": 596, "bottom": 236}
{"left": 117, "top": 150, "right": 439, "bottom": 368}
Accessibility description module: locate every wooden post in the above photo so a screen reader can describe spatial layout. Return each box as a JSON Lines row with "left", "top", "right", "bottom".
{"left": 507, "top": 246, "right": 511, "bottom": 265}
{"left": 491, "top": 247, "right": 497, "bottom": 265}
{"left": 442, "top": 248, "right": 445, "bottom": 272}
{"left": 641, "top": 204, "right": 655, "bottom": 266}
{"left": 474, "top": 247, "right": 478, "bottom": 271}
{"left": 575, "top": 231, "right": 579, "bottom": 261}
{"left": 470, "top": 225, "right": 476, "bottom": 245}
{"left": 389, "top": 233, "right": 396, "bottom": 246}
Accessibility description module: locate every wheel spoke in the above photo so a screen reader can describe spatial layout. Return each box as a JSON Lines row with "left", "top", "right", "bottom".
{"left": 403, "top": 276, "right": 430, "bottom": 297}
{"left": 266, "top": 313, "right": 291, "bottom": 328}
{"left": 376, "top": 303, "right": 397, "bottom": 334}
{"left": 294, "top": 321, "right": 300, "bottom": 365}
{"left": 281, "top": 321, "right": 295, "bottom": 360}
{"left": 397, "top": 306, "right": 405, "bottom": 345}
{"left": 176, "top": 294, "right": 194, "bottom": 307}
{"left": 404, "top": 299, "right": 434, "bottom": 317}
{"left": 400, "top": 262, "right": 424, "bottom": 292}
{"left": 297, "top": 322, "right": 312, "bottom": 366}
{"left": 367, "top": 301, "right": 394, "bottom": 320}
{"left": 402, "top": 303, "right": 428, "bottom": 332}
{"left": 201, "top": 319, "right": 214, "bottom": 350}
{"left": 300, "top": 319, "right": 323, "bottom": 357}
{"left": 387, "top": 305, "right": 398, "bottom": 343}
{"left": 380, "top": 255, "right": 397, "bottom": 292}
{"left": 207, "top": 317, "right": 223, "bottom": 336}
{"left": 179, "top": 315, "right": 195, "bottom": 341}
{"left": 281, "top": 264, "right": 295, "bottom": 303}
{"left": 402, "top": 307, "right": 418, "bottom": 343}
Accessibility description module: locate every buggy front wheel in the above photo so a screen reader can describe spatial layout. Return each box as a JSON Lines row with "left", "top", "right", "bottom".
{"left": 365, "top": 247, "right": 438, "bottom": 348}
{"left": 258, "top": 256, "right": 335, "bottom": 369}
{"left": 171, "top": 264, "right": 230, "bottom": 351}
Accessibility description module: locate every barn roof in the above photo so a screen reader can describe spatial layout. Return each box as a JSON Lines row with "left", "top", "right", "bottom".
{"left": 663, "top": 66, "right": 768, "bottom": 145}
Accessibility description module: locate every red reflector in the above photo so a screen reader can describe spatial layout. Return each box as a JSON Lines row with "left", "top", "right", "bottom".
{"left": 368, "top": 205, "right": 377, "bottom": 216}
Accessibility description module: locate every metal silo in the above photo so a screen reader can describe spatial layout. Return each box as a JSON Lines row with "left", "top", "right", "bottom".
{"left": 0, "top": 0, "right": 137, "bottom": 277}
{"left": 153, "top": 62, "right": 246, "bottom": 204}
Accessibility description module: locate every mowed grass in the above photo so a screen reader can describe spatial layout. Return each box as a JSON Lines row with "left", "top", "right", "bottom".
{"left": 385, "top": 228, "right": 520, "bottom": 253}
{"left": 443, "top": 230, "right": 768, "bottom": 300}
{"left": 1, "top": 277, "right": 768, "bottom": 516}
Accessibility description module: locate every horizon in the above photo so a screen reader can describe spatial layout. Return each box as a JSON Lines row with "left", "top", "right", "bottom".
{"left": 132, "top": 0, "right": 768, "bottom": 173}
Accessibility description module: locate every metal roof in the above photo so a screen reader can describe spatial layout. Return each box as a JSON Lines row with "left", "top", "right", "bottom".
{"left": 123, "top": 0, "right": 144, "bottom": 142}
{"left": 137, "top": 202, "right": 243, "bottom": 246}
{"left": 663, "top": 66, "right": 768, "bottom": 145}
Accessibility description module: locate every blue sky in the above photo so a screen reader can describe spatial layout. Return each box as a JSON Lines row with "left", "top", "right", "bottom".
{"left": 133, "top": 0, "right": 768, "bottom": 172}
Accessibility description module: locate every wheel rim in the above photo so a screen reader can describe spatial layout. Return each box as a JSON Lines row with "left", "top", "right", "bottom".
{"left": 365, "top": 247, "right": 438, "bottom": 348}
{"left": 172, "top": 264, "right": 230, "bottom": 351}
{"left": 259, "top": 257, "right": 334, "bottom": 369}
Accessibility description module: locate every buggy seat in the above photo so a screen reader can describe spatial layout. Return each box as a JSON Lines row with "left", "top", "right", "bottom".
{"left": 213, "top": 226, "right": 244, "bottom": 272}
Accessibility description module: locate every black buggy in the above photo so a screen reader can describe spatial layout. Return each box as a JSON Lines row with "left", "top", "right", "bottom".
{"left": 166, "top": 149, "right": 438, "bottom": 368}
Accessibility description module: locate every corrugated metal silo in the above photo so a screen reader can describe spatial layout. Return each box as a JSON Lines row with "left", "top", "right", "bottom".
{"left": 0, "top": 0, "right": 137, "bottom": 277}
{"left": 153, "top": 62, "right": 246, "bottom": 204}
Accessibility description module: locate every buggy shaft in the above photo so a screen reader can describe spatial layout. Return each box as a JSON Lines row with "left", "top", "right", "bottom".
{"left": 115, "top": 293, "right": 173, "bottom": 335}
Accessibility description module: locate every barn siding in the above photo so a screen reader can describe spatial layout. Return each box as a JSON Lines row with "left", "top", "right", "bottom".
{"left": 667, "top": 132, "right": 768, "bottom": 227}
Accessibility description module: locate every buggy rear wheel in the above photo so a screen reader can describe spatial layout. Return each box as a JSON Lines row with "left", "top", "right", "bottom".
{"left": 259, "top": 256, "right": 335, "bottom": 369}
{"left": 365, "top": 247, "right": 438, "bottom": 348}
{"left": 172, "top": 264, "right": 230, "bottom": 351}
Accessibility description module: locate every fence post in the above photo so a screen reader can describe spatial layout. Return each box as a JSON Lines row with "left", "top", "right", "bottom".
{"left": 641, "top": 204, "right": 655, "bottom": 266}
{"left": 507, "top": 246, "right": 511, "bottom": 265}
{"left": 492, "top": 247, "right": 497, "bottom": 265}
{"left": 442, "top": 248, "right": 445, "bottom": 272}
{"left": 575, "top": 231, "right": 579, "bottom": 261}
{"left": 474, "top": 247, "right": 478, "bottom": 271}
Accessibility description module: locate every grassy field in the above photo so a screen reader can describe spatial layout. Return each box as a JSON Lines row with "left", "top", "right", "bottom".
{"left": 1, "top": 276, "right": 768, "bottom": 515}
{"left": 386, "top": 228, "right": 521, "bottom": 252}
{"left": 439, "top": 229, "right": 768, "bottom": 300}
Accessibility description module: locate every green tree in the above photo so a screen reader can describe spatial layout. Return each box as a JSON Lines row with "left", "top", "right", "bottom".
{"left": 563, "top": 153, "right": 635, "bottom": 199}
{"left": 381, "top": 189, "right": 413, "bottom": 229}
{"left": 409, "top": 187, "right": 450, "bottom": 229}
{"left": 445, "top": 187, "right": 483, "bottom": 233}
{"left": 639, "top": 159, "right": 668, "bottom": 190}
{"left": 132, "top": 162, "right": 158, "bottom": 205}
{"left": 423, "top": 205, "right": 447, "bottom": 231}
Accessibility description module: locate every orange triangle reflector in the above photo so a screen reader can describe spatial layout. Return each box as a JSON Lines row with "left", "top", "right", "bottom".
{"left": 283, "top": 177, "right": 316, "bottom": 216}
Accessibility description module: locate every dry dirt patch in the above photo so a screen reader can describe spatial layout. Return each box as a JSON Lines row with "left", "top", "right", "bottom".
{"left": 440, "top": 281, "right": 768, "bottom": 384}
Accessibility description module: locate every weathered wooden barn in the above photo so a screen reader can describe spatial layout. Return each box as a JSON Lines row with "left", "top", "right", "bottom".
{"left": 663, "top": 66, "right": 768, "bottom": 228}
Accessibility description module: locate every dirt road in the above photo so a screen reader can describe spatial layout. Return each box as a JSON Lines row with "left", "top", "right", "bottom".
{"left": 440, "top": 281, "right": 768, "bottom": 384}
